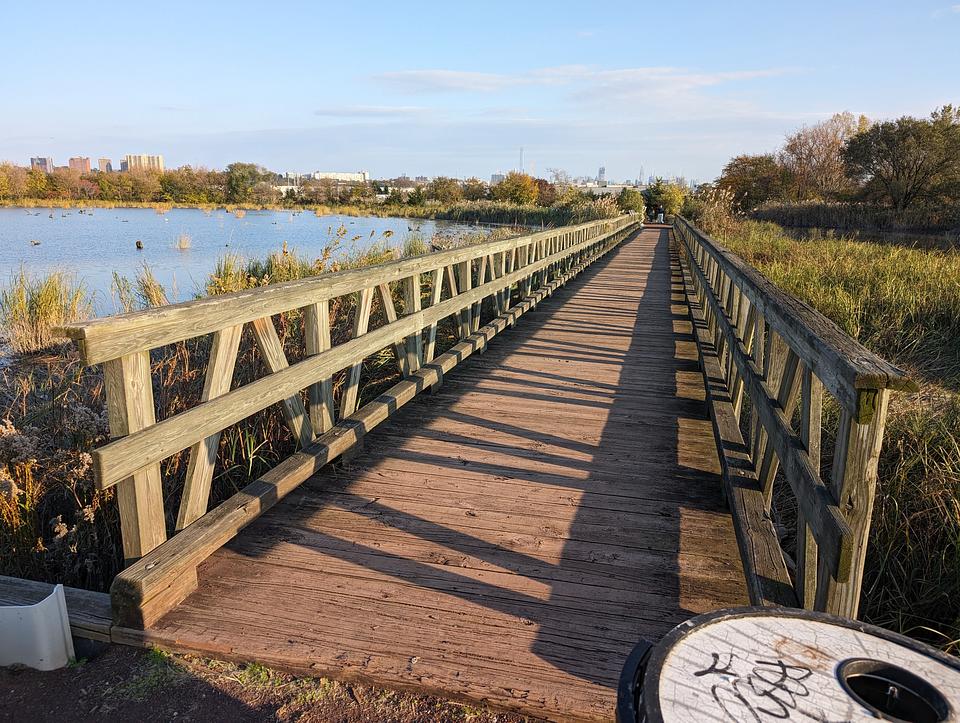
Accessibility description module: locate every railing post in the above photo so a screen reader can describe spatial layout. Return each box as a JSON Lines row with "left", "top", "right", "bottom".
{"left": 402, "top": 274, "right": 423, "bottom": 373}
{"left": 815, "top": 391, "right": 891, "bottom": 618}
{"left": 103, "top": 351, "right": 167, "bottom": 564}
{"left": 305, "top": 300, "right": 335, "bottom": 433}
{"left": 796, "top": 363, "right": 822, "bottom": 608}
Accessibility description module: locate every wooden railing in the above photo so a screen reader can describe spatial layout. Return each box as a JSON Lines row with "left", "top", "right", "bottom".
{"left": 59, "top": 214, "right": 639, "bottom": 627}
{"left": 674, "top": 215, "right": 915, "bottom": 619}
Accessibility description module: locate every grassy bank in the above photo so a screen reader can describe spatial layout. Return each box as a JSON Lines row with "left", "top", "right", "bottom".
{"left": 0, "top": 227, "right": 515, "bottom": 591}
{"left": 709, "top": 218, "right": 960, "bottom": 651}
{"left": 752, "top": 201, "right": 960, "bottom": 238}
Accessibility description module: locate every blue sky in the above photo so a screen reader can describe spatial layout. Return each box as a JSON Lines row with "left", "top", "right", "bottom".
{"left": 2, "top": 1, "right": 957, "bottom": 181}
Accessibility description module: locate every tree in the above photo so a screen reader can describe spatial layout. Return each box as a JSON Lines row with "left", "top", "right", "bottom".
{"left": 781, "top": 112, "right": 869, "bottom": 200}
{"left": 843, "top": 105, "right": 960, "bottom": 213}
{"left": 462, "top": 177, "right": 487, "bottom": 201}
{"left": 426, "top": 176, "right": 462, "bottom": 204}
{"left": 616, "top": 187, "right": 646, "bottom": 215}
{"left": 250, "top": 181, "right": 280, "bottom": 206}
{"left": 0, "top": 163, "right": 27, "bottom": 200}
{"left": 407, "top": 186, "right": 426, "bottom": 206}
{"left": 26, "top": 169, "right": 48, "bottom": 198}
{"left": 225, "top": 162, "right": 262, "bottom": 203}
{"left": 533, "top": 178, "right": 557, "bottom": 206}
{"left": 717, "top": 154, "right": 788, "bottom": 209}
{"left": 385, "top": 188, "right": 405, "bottom": 205}
{"left": 129, "top": 170, "right": 162, "bottom": 202}
{"left": 645, "top": 178, "right": 687, "bottom": 216}
{"left": 492, "top": 172, "right": 538, "bottom": 205}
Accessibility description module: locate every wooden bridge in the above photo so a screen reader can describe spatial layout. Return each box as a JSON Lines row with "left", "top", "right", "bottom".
{"left": 32, "top": 215, "right": 913, "bottom": 720}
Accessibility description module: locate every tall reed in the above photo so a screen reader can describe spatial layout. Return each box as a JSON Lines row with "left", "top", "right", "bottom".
{"left": 0, "top": 269, "right": 91, "bottom": 353}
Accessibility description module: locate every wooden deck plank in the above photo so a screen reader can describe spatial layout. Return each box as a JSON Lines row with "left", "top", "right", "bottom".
{"left": 142, "top": 227, "right": 748, "bottom": 722}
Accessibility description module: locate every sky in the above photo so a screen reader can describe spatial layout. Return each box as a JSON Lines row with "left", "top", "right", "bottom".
{"left": 1, "top": 1, "right": 958, "bottom": 182}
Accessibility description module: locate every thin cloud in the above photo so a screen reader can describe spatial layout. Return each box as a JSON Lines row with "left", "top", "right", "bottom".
{"left": 375, "top": 70, "right": 522, "bottom": 93}
{"left": 314, "top": 105, "right": 426, "bottom": 118}
{"left": 374, "top": 65, "right": 797, "bottom": 96}
{"left": 932, "top": 4, "right": 960, "bottom": 15}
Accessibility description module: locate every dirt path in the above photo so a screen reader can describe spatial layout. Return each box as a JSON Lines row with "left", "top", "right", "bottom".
{"left": 1, "top": 646, "right": 531, "bottom": 722}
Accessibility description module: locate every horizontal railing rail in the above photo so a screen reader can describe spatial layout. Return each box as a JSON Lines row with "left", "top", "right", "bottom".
{"left": 58, "top": 214, "right": 639, "bottom": 627}
{"left": 674, "top": 214, "right": 915, "bottom": 619}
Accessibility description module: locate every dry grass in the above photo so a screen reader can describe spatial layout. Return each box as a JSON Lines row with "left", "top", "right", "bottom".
{"left": 0, "top": 269, "right": 91, "bottom": 353}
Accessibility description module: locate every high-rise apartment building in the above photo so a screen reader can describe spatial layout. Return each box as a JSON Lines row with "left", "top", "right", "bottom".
{"left": 68, "top": 157, "right": 91, "bottom": 174}
{"left": 98, "top": 158, "right": 113, "bottom": 173}
{"left": 30, "top": 157, "right": 54, "bottom": 173}
{"left": 123, "top": 154, "right": 165, "bottom": 172}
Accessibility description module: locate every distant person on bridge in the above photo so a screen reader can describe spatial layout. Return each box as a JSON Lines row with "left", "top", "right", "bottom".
{"left": 655, "top": 206, "right": 664, "bottom": 223}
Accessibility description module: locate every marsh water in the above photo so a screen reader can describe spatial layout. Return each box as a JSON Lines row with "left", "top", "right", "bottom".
{"left": 0, "top": 206, "right": 483, "bottom": 313}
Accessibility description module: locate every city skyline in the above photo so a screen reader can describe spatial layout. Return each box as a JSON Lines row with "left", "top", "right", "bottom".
{"left": 2, "top": 1, "right": 957, "bottom": 181}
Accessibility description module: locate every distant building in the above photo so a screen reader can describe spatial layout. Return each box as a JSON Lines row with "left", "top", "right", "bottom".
{"left": 98, "top": 158, "right": 113, "bottom": 173}
{"left": 579, "top": 183, "right": 638, "bottom": 196}
{"left": 30, "top": 157, "right": 54, "bottom": 173}
{"left": 414, "top": 175, "right": 428, "bottom": 183}
{"left": 597, "top": 166, "right": 606, "bottom": 186}
{"left": 119, "top": 160, "right": 129, "bottom": 172}
{"left": 68, "top": 157, "right": 91, "bottom": 174}
{"left": 490, "top": 173, "right": 505, "bottom": 185}
{"left": 309, "top": 170, "right": 369, "bottom": 183}
{"left": 647, "top": 175, "right": 655, "bottom": 185}
{"left": 124, "top": 154, "right": 165, "bottom": 172}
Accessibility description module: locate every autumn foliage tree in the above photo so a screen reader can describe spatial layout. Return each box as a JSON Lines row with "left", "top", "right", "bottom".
{"left": 426, "top": 176, "right": 463, "bottom": 204}
{"left": 492, "top": 172, "right": 538, "bottom": 205}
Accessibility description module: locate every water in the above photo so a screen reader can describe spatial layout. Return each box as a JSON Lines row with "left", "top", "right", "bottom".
{"left": 0, "top": 206, "right": 484, "bottom": 314}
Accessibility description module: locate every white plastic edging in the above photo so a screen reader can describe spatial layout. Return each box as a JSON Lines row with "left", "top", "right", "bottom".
{"left": 0, "top": 583, "right": 75, "bottom": 670}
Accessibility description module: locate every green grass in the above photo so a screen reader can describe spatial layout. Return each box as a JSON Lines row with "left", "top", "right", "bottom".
{"left": 715, "top": 218, "right": 960, "bottom": 651}
{"left": 115, "top": 648, "right": 183, "bottom": 701}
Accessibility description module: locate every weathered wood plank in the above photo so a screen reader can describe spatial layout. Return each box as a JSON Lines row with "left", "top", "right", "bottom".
{"left": 675, "top": 216, "right": 914, "bottom": 421}
{"left": 796, "top": 363, "right": 822, "bottom": 608}
{"left": 124, "top": 226, "right": 745, "bottom": 722}
{"left": 815, "top": 392, "right": 891, "bottom": 618}
{"left": 103, "top": 351, "right": 166, "bottom": 563}
{"left": 110, "top": 229, "right": 631, "bottom": 626}
{"left": 376, "top": 282, "right": 408, "bottom": 376}
{"left": 402, "top": 274, "right": 423, "bottom": 374}
{"left": 304, "top": 300, "right": 335, "bottom": 433}
{"left": 682, "top": 229, "right": 853, "bottom": 580}
{"left": 91, "top": 228, "right": 634, "bottom": 490}
{"left": 58, "top": 218, "right": 635, "bottom": 365}
{"left": 250, "top": 316, "right": 313, "bottom": 448}
{"left": 679, "top": 243, "right": 797, "bottom": 607}
{"left": 339, "top": 287, "right": 375, "bottom": 419}
{"left": 0, "top": 576, "right": 112, "bottom": 642}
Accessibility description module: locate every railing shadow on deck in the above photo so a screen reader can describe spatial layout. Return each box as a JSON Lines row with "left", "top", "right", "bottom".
{"left": 218, "top": 228, "right": 737, "bottom": 688}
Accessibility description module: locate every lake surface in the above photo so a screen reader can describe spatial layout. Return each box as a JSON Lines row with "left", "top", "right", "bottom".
{"left": 0, "top": 207, "right": 484, "bottom": 313}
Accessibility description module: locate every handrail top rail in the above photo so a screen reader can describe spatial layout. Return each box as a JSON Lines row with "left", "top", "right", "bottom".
{"left": 57, "top": 215, "right": 633, "bottom": 366}
{"left": 676, "top": 215, "right": 915, "bottom": 406}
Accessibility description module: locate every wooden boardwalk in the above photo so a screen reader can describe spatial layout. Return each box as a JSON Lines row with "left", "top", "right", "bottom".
{"left": 137, "top": 227, "right": 748, "bottom": 721}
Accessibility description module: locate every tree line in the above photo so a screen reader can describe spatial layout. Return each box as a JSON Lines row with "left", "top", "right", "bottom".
{"left": 0, "top": 162, "right": 651, "bottom": 218}
{"left": 715, "top": 106, "right": 960, "bottom": 222}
